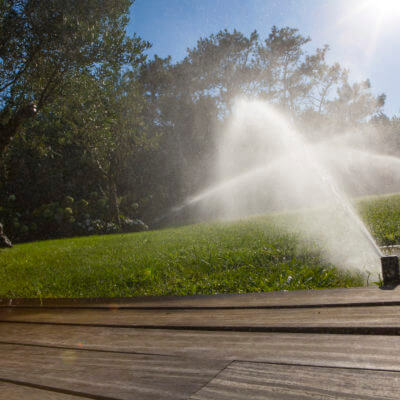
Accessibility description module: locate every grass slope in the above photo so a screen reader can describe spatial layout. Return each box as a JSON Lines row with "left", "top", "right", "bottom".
{"left": 1, "top": 194, "right": 400, "bottom": 298}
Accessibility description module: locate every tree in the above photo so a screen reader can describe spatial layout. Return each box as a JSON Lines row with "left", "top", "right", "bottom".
{"left": 256, "top": 26, "right": 311, "bottom": 111}
{"left": 86, "top": 71, "right": 153, "bottom": 226}
{"left": 138, "top": 26, "right": 387, "bottom": 225}
{"left": 0, "top": 65, "right": 154, "bottom": 241}
{"left": 0, "top": 0, "right": 142, "bottom": 155}
{"left": 139, "top": 55, "right": 219, "bottom": 215}
{"left": 326, "top": 79, "right": 385, "bottom": 126}
{"left": 1, "top": 19, "right": 390, "bottom": 240}
{"left": 185, "top": 29, "right": 259, "bottom": 111}
{"left": 300, "top": 46, "right": 347, "bottom": 114}
{"left": 0, "top": 0, "right": 150, "bottom": 242}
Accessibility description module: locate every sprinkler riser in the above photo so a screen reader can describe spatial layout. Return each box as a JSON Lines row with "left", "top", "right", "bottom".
{"left": 381, "top": 256, "right": 400, "bottom": 287}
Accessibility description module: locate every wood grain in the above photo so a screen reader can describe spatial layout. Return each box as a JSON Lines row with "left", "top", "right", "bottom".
{"left": 0, "top": 343, "right": 227, "bottom": 400}
{"left": 190, "top": 361, "right": 400, "bottom": 400}
{"left": 2, "top": 287, "right": 400, "bottom": 399}
{"left": 0, "top": 323, "right": 399, "bottom": 371}
{"left": 2, "top": 287, "right": 400, "bottom": 309}
{"left": 0, "top": 381, "right": 85, "bottom": 400}
{"left": 1, "top": 305, "right": 400, "bottom": 332}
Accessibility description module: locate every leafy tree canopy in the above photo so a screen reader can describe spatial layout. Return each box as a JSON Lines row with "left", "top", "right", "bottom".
{"left": 0, "top": 0, "right": 149, "bottom": 154}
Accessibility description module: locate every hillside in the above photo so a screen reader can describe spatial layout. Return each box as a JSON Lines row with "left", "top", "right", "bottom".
{"left": 1, "top": 194, "right": 400, "bottom": 298}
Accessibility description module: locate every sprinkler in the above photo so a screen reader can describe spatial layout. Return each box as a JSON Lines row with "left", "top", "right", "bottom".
{"left": 381, "top": 255, "right": 400, "bottom": 288}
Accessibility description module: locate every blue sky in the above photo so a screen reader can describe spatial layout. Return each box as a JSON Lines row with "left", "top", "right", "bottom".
{"left": 129, "top": 0, "right": 400, "bottom": 116}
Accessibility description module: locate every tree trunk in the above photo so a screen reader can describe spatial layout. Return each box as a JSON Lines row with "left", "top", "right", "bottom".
{"left": 0, "top": 223, "right": 12, "bottom": 248}
{"left": 107, "top": 157, "right": 120, "bottom": 226}
{"left": 0, "top": 126, "right": 13, "bottom": 155}
{"left": 108, "top": 178, "right": 120, "bottom": 226}
{"left": 0, "top": 105, "right": 37, "bottom": 246}
{"left": 0, "top": 104, "right": 37, "bottom": 155}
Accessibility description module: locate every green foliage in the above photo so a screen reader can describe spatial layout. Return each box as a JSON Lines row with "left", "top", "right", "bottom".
{"left": 0, "top": 0, "right": 155, "bottom": 239}
{"left": 0, "top": 0, "right": 144, "bottom": 108}
{"left": 0, "top": 193, "right": 148, "bottom": 242}
{"left": 0, "top": 0, "right": 150, "bottom": 154}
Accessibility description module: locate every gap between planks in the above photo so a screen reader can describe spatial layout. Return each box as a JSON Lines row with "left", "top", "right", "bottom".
{"left": 2, "top": 304, "right": 400, "bottom": 335}
{"left": 1, "top": 324, "right": 400, "bottom": 371}
{"left": 189, "top": 361, "right": 400, "bottom": 400}
{"left": 0, "top": 378, "right": 118, "bottom": 400}
{"left": 3, "top": 320, "right": 400, "bottom": 335}
{"left": 2, "top": 342, "right": 400, "bottom": 400}
{"left": 1, "top": 341, "right": 400, "bottom": 375}
{"left": 0, "top": 343, "right": 229, "bottom": 400}
{"left": 2, "top": 287, "right": 400, "bottom": 309}
{"left": 3, "top": 301, "right": 400, "bottom": 310}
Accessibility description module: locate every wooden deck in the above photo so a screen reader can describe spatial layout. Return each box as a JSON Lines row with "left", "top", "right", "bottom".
{"left": 1, "top": 287, "right": 400, "bottom": 399}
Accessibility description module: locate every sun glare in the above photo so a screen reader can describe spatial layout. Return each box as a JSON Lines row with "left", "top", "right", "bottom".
{"left": 340, "top": 0, "right": 400, "bottom": 24}
{"left": 337, "top": 0, "right": 400, "bottom": 60}
{"left": 372, "top": 0, "right": 400, "bottom": 15}
{"left": 359, "top": 0, "right": 400, "bottom": 21}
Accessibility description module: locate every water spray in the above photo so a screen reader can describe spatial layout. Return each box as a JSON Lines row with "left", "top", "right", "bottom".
{"left": 154, "top": 99, "right": 400, "bottom": 283}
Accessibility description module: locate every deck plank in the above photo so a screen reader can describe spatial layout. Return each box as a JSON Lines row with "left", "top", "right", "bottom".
{"left": 0, "top": 323, "right": 399, "bottom": 371}
{"left": 190, "top": 361, "right": 400, "bottom": 400}
{"left": 0, "top": 343, "right": 228, "bottom": 400}
{"left": 2, "top": 288, "right": 400, "bottom": 399}
{"left": 0, "top": 381, "right": 85, "bottom": 400}
{"left": 2, "top": 305, "right": 400, "bottom": 332}
{"left": 2, "top": 287, "right": 400, "bottom": 309}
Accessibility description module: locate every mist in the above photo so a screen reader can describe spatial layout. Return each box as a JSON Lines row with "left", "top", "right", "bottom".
{"left": 175, "top": 98, "right": 400, "bottom": 279}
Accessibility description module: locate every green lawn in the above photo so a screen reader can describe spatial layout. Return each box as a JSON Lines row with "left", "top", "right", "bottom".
{"left": 1, "top": 193, "right": 400, "bottom": 298}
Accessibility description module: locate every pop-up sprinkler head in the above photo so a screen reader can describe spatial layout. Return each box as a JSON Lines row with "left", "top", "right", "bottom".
{"left": 381, "top": 256, "right": 400, "bottom": 288}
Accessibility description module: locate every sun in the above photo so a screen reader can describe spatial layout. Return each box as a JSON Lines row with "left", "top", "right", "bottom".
{"left": 356, "top": 0, "right": 400, "bottom": 22}
{"left": 340, "top": 0, "right": 400, "bottom": 23}
{"left": 370, "top": 0, "right": 400, "bottom": 15}
{"left": 337, "top": 0, "right": 400, "bottom": 59}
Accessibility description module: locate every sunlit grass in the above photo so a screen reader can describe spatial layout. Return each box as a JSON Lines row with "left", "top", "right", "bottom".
{"left": 358, "top": 193, "right": 400, "bottom": 245}
{"left": 1, "top": 193, "right": 400, "bottom": 298}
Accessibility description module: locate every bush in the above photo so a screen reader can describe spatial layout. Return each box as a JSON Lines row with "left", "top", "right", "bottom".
{"left": 120, "top": 216, "right": 148, "bottom": 233}
{"left": 0, "top": 193, "right": 148, "bottom": 243}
